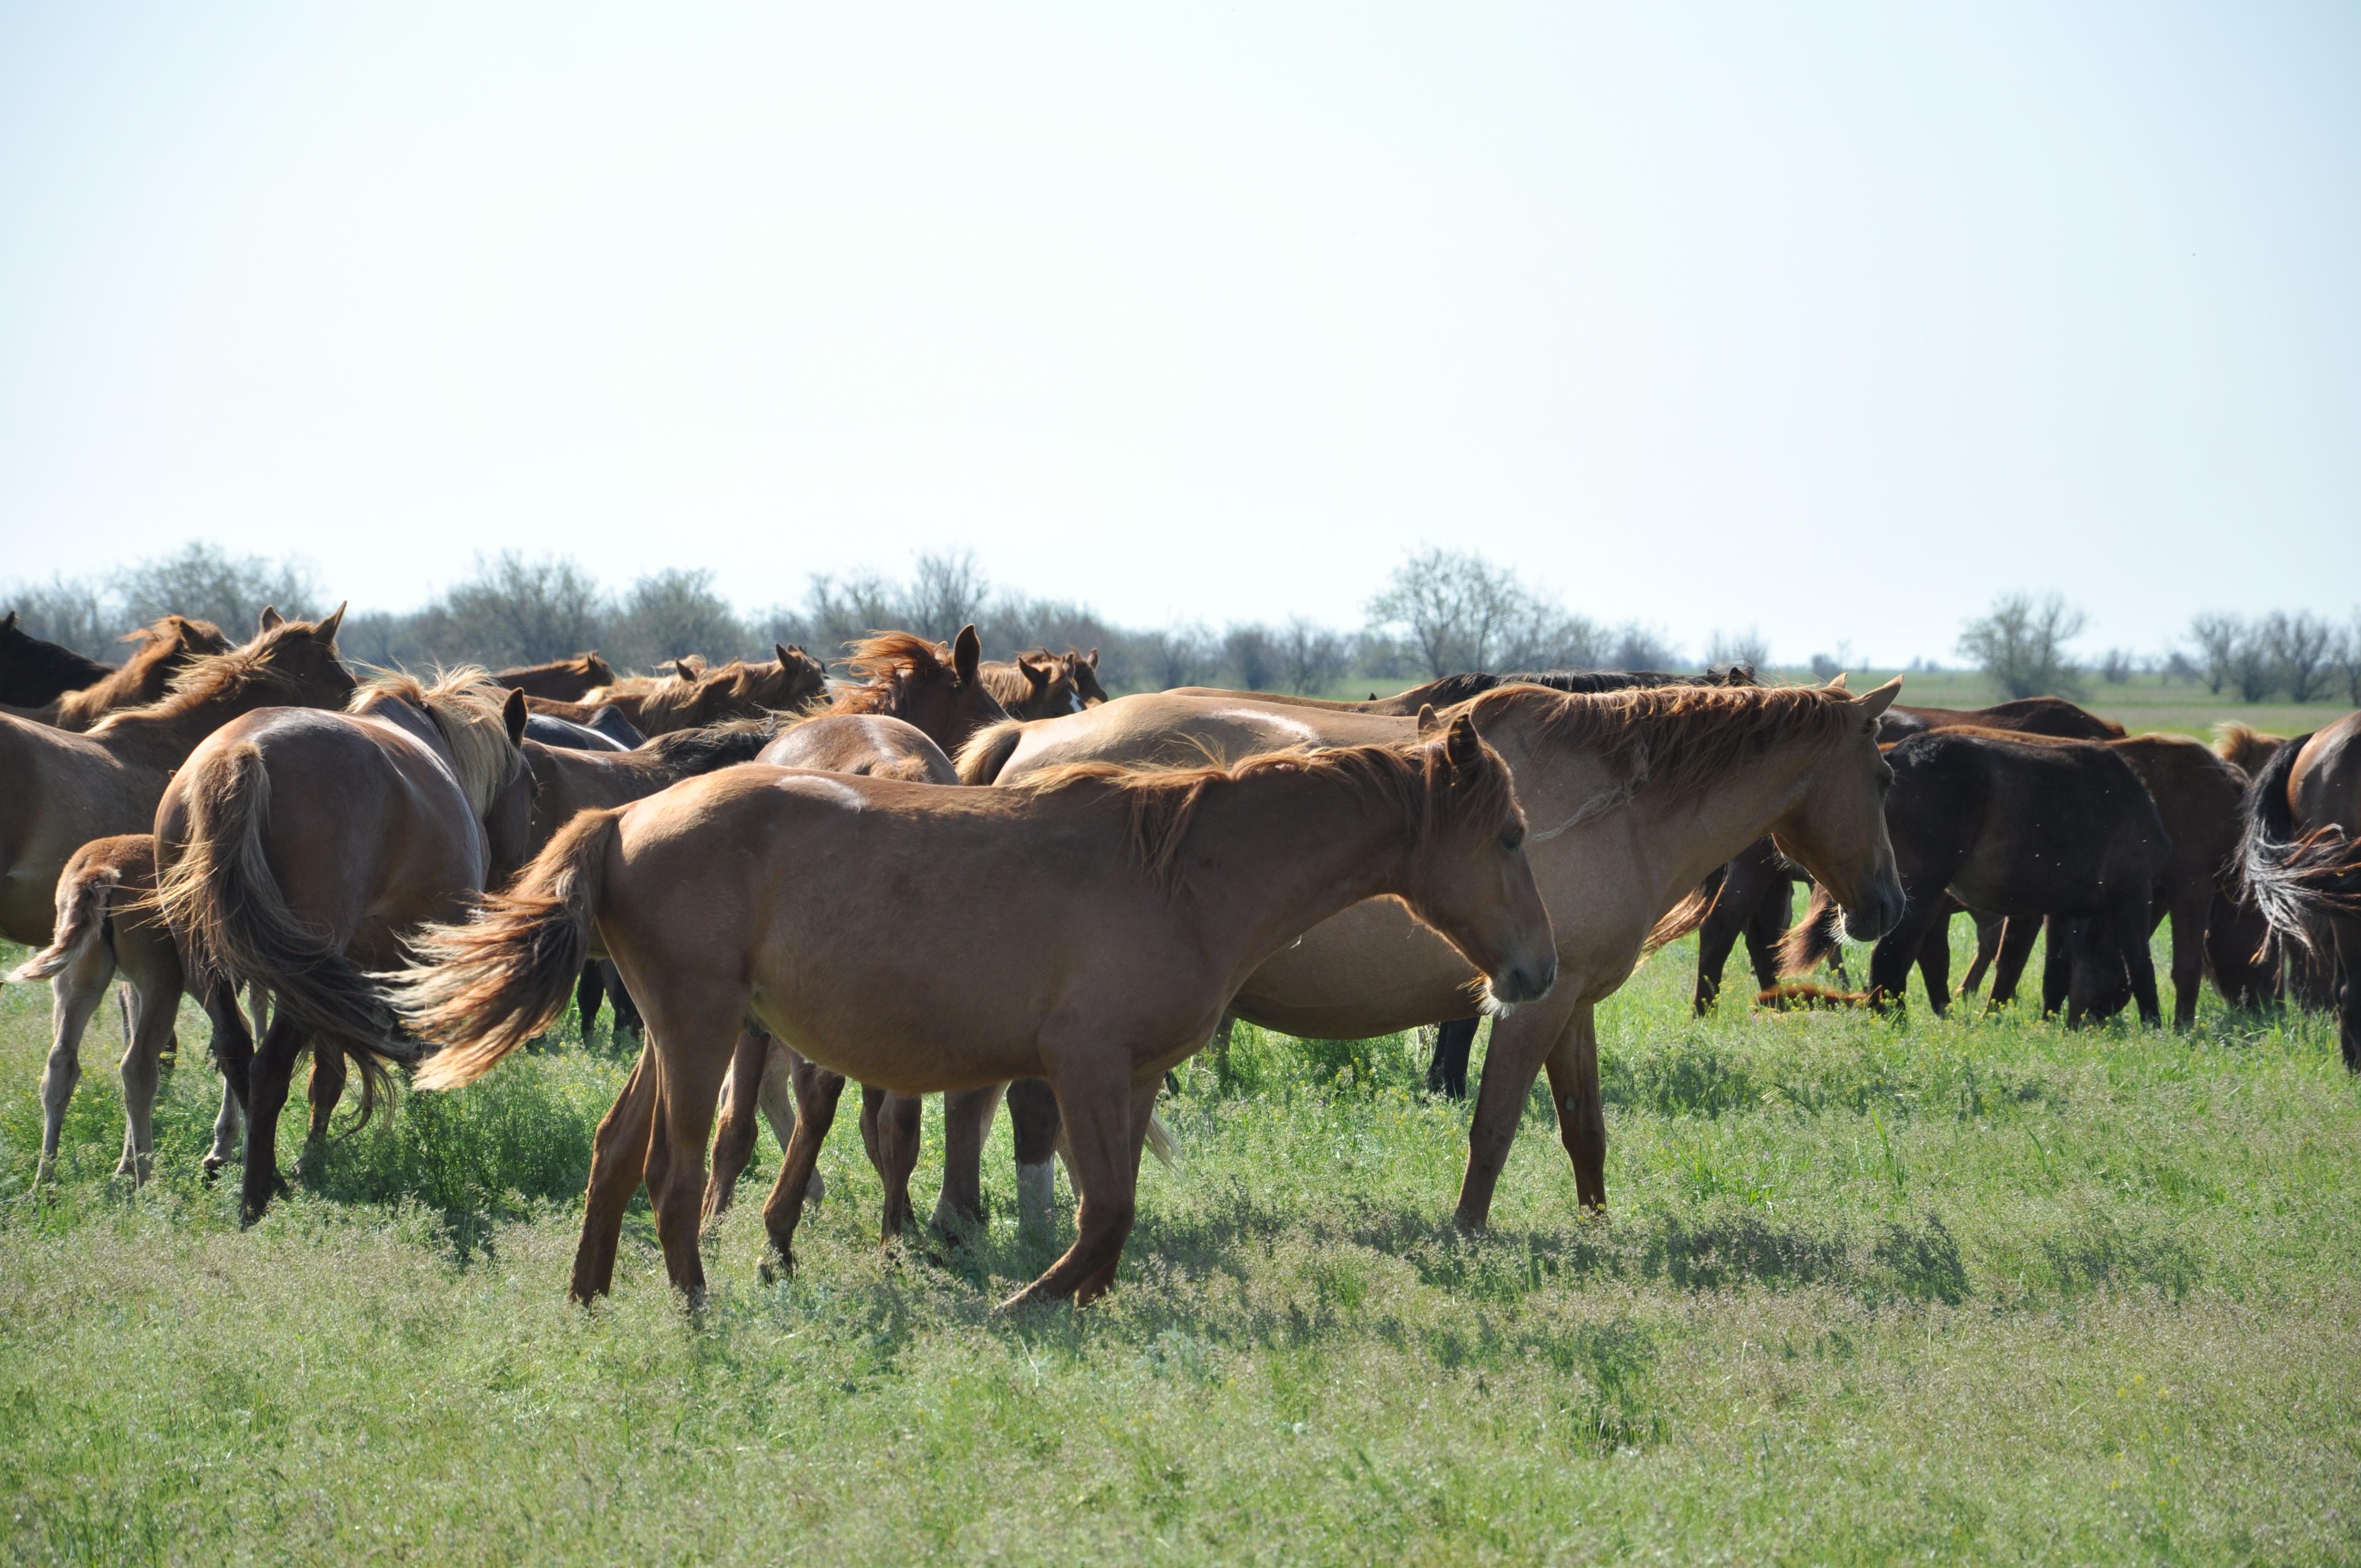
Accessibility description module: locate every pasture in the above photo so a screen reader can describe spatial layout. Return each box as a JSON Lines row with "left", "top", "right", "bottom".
{"left": 4, "top": 923, "right": 2356, "bottom": 1565}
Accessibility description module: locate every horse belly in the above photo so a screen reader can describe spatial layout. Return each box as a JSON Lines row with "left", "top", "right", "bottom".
{"left": 1230, "top": 899, "right": 1482, "bottom": 1039}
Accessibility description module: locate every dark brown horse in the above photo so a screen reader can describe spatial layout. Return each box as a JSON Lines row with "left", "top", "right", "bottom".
{"left": 154, "top": 671, "right": 534, "bottom": 1219}
{"left": 491, "top": 652, "right": 615, "bottom": 702}
{"left": 1785, "top": 728, "right": 2169, "bottom": 1024}
{"left": 0, "top": 609, "right": 115, "bottom": 707}
{"left": 0, "top": 616, "right": 232, "bottom": 731}
{"left": 396, "top": 716, "right": 1554, "bottom": 1309}
{"left": 2237, "top": 711, "right": 2361, "bottom": 1068}
{"left": 1877, "top": 696, "right": 2125, "bottom": 745}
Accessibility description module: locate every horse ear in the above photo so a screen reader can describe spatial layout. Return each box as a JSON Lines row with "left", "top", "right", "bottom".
{"left": 1, "top": 611, "right": 15, "bottom": 631}
{"left": 1821, "top": 671, "right": 1848, "bottom": 692}
{"left": 1415, "top": 703, "right": 1442, "bottom": 734}
{"left": 775, "top": 644, "right": 793, "bottom": 668}
{"left": 1443, "top": 713, "right": 1484, "bottom": 775}
{"left": 315, "top": 602, "right": 345, "bottom": 641}
{"left": 1854, "top": 675, "right": 1903, "bottom": 719}
{"left": 502, "top": 687, "right": 529, "bottom": 745}
{"left": 953, "top": 624, "right": 982, "bottom": 684}
{"left": 674, "top": 658, "right": 696, "bottom": 680}
{"left": 259, "top": 605, "right": 285, "bottom": 633}
{"left": 1020, "top": 657, "right": 1050, "bottom": 691}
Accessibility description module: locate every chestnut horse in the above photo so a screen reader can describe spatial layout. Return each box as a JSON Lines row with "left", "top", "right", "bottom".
{"left": 0, "top": 607, "right": 355, "bottom": 951}
{"left": 0, "top": 609, "right": 114, "bottom": 707}
{"left": 0, "top": 615, "right": 231, "bottom": 731}
{"left": 8, "top": 834, "right": 253, "bottom": 1184}
{"left": 491, "top": 652, "right": 615, "bottom": 701}
{"left": 563, "top": 646, "right": 828, "bottom": 734}
{"left": 2238, "top": 711, "right": 2361, "bottom": 1068}
{"left": 1172, "top": 664, "right": 1751, "bottom": 718}
{"left": 981, "top": 651, "right": 1090, "bottom": 720}
{"left": 1783, "top": 727, "right": 2169, "bottom": 1025}
{"left": 957, "top": 677, "right": 1905, "bottom": 1226}
{"left": 396, "top": 717, "right": 1557, "bottom": 1308}
{"left": 154, "top": 671, "right": 534, "bottom": 1219}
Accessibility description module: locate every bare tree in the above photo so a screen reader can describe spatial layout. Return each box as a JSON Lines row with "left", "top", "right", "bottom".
{"left": 1606, "top": 624, "right": 1682, "bottom": 672}
{"left": 1707, "top": 628, "right": 1770, "bottom": 671}
{"left": 2187, "top": 613, "right": 2241, "bottom": 696}
{"left": 1367, "top": 549, "right": 1535, "bottom": 677}
{"left": 2227, "top": 623, "right": 2278, "bottom": 703}
{"left": 115, "top": 542, "right": 322, "bottom": 638}
{"left": 434, "top": 553, "right": 607, "bottom": 668}
{"left": 2, "top": 573, "right": 114, "bottom": 656}
{"left": 2098, "top": 647, "right": 2135, "bottom": 684}
{"left": 901, "top": 550, "right": 992, "bottom": 643}
{"left": 793, "top": 570, "right": 904, "bottom": 656}
{"left": 1279, "top": 618, "right": 1349, "bottom": 694}
{"left": 611, "top": 569, "right": 747, "bottom": 670}
{"left": 1222, "top": 624, "right": 1280, "bottom": 691}
{"left": 1138, "top": 625, "right": 1217, "bottom": 690}
{"left": 1957, "top": 593, "right": 2086, "bottom": 699}
{"left": 2262, "top": 611, "right": 2336, "bottom": 703}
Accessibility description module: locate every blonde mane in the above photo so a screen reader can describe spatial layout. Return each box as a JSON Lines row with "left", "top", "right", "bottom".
{"left": 2213, "top": 721, "right": 2287, "bottom": 773}
{"left": 352, "top": 667, "right": 524, "bottom": 820}
{"left": 1004, "top": 735, "right": 1520, "bottom": 896}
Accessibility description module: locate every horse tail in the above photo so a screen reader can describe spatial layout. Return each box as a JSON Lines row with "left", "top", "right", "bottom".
{"left": 1643, "top": 885, "right": 1712, "bottom": 954}
{"left": 956, "top": 720, "right": 1025, "bottom": 785}
{"left": 153, "top": 742, "right": 412, "bottom": 1118}
{"left": 398, "top": 807, "right": 622, "bottom": 1091}
{"left": 2235, "top": 733, "right": 2361, "bottom": 955}
{"left": 7, "top": 859, "right": 121, "bottom": 984}
{"left": 1779, "top": 883, "right": 1847, "bottom": 976}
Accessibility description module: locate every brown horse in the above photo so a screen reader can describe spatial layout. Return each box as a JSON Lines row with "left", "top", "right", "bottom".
{"left": 8, "top": 834, "right": 255, "bottom": 1185}
{"left": 0, "top": 616, "right": 232, "bottom": 731}
{"left": 396, "top": 717, "right": 1557, "bottom": 1309}
{"left": 1172, "top": 665, "right": 1750, "bottom": 718}
{"left": 491, "top": 652, "right": 616, "bottom": 702}
{"left": 1878, "top": 696, "right": 2125, "bottom": 744}
{"left": 981, "top": 651, "right": 1091, "bottom": 720}
{"left": 0, "top": 609, "right": 115, "bottom": 707}
{"left": 0, "top": 608, "right": 356, "bottom": 950}
{"left": 826, "top": 627, "right": 1010, "bottom": 758}
{"left": 2215, "top": 722, "right": 2289, "bottom": 774}
{"left": 956, "top": 677, "right": 1904, "bottom": 1226}
{"left": 154, "top": 670, "right": 534, "bottom": 1219}
{"left": 569, "top": 646, "right": 828, "bottom": 734}
{"left": 2237, "top": 711, "right": 2361, "bottom": 1068}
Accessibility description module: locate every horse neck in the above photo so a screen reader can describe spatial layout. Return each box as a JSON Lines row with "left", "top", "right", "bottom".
{"left": 1619, "top": 731, "right": 1834, "bottom": 912}
{"left": 1182, "top": 769, "right": 1419, "bottom": 982}
{"left": 94, "top": 685, "right": 295, "bottom": 766}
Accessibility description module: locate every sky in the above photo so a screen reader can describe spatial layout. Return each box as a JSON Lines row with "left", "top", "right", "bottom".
{"left": 2, "top": 2, "right": 2354, "bottom": 666}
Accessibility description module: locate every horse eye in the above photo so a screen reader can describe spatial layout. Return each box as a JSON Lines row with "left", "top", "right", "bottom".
{"left": 1500, "top": 825, "right": 1526, "bottom": 852}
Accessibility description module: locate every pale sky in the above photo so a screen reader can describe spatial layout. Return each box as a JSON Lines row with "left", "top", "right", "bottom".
{"left": 2, "top": 3, "right": 2354, "bottom": 665}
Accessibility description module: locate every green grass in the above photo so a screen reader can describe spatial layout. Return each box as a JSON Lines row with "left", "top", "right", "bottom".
{"left": 2, "top": 928, "right": 2358, "bottom": 1564}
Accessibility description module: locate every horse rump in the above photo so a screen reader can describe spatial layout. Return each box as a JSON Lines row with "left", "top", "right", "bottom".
{"left": 2236, "top": 733, "right": 2361, "bottom": 957}
{"left": 7, "top": 854, "right": 122, "bottom": 983}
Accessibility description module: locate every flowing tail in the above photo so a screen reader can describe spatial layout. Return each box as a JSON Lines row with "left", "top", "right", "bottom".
{"left": 7, "top": 858, "right": 121, "bottom": 983}
{"left": 2235, "top": 733, "right": 2361, "bottom": 956}
{"left": 1779, "top": 883, "right": 1848, "bottom": 976}
{"left": 151, "top": 742, "right": 412, "bottom": 1115}
{"left": 955, "top": 720, "right": 1025, "bottom": 785}
{"left": 395, "top": 808, "right": 622, "bottom": 1090}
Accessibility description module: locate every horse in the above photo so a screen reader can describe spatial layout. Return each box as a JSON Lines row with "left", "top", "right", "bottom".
{"left": 1171, "top": 664, "right": 1753, "bottom": 718}
{"left": 981, "top": 651, "right": 1091, "bottom": 720}
{"left": 394, "top": 714, "right": 1554, "bottom": 1309}
{"left": 7, "top": 834, "right": 259, "bottom": 1185}
{"left": 491, "top": 652, "right": 615, "bottom": 701}
{"left": 2236, "top": 711, "right": 2361, "bottom": 1069}
{"left": 0, "top": 609, "right": 115, "bottom": 707}
{"left": 2215, "top": 722, "right": 2289, "bottom": 774}
{"left": 524, "top": 712, "right": 626, "bottom": 752}
{"left": 956, "top": 677, "right": 1904, "bottom": 1226}
{"left": 153, "top": 670, "right": 534, "bottom": 1221}
{"left": 1782, "top": 727, "right": 2170, "bottom": 1025}
{"left": 0, "top": 616, "right": 232, "bottom": 731}
{"left": 567, "top": 646, "right": 828, "bottom": 735}
{"left": 1877, "top": 696, "right": 2125, "bottom": 744}
{"left": 1068, "top": 648, "right": 1109, "bottom": 706}
{"left": 0, "top": 607, "right": 356, "bottom": 952}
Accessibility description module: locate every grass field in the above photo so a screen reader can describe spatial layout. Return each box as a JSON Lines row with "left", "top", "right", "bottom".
{"left": 3, "top": 924, "right": 2358, "bottom": 1565}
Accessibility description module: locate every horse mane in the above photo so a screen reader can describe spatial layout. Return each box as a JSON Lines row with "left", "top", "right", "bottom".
{"left": 641, "top": 715, "right": 787, "bottom": 774}
{"left": 1474, "top": 679, "right": 1859, "bottom": 806}
{"left": 352, "top": 668, "right": 525, "bottom": 820}
{"left": 978, "top": 658, "right": 1046, "bottom": 710}
{"left": 2213, "top": 721, "right": 2287, "bottom": 773}
{"left": 90, "top": 612, "right": 344, "bottom": 732}
{"left": 52, "top": 615, "right": 230, "bottom": 726}
{"left": 1412, "top": 666, "right": 1753, "bottom": 707}
{"left": 1004, "top": 736, "right": 1519, "bottom": 896}
{"left": 831, "top": 633, "right": 953, "bottom": 716}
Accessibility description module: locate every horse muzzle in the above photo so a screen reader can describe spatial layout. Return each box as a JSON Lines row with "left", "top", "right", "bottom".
{"left": 1492, "top": 955, "right": 1558, "bottom": 1006}
{"left": 1842, "top": 883, "right": 1906, "bottom": 943}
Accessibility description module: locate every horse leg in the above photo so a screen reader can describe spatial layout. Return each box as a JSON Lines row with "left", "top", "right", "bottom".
{"left": 299, "top": 1044, "right": 347, "bottom": 1183}
{"left": 1915, "top": 913, "right": 1953, "bottom": 1011}
{"left": 1426, "top": 1018, "right": 1479, "bottom": 1099}
{"left": 240, "top": 1013, "right": 306, "bottom": 1222}
{"left": 1743, "top": 874, "right": 1794, "bottom": 995}
{"left": 1538, "top": 1003, "right": 1607, "bottom": 1210}
{"left": 2041, "top": 916, "right": 2072, "bottom": 1017}
{"left": 755, "top": 1039, "right": 819, "bottom": 1206}
{"left": 1866, "top": 900, "right": 1940, "bottom": 1011}
{"left": 997, "top": 1051, "right": 1143, "bottom": 1311}
{"left": 1452, "top": 989, "right": 1582, "bottom": 1232}
{"left": 870, "top": 1090, "right": 923, "bottom": 1243}
{"left": 2165, "top": 891, "right": 2206, "bottom": 1029}
{"left": 932, "top": 1085, "right": 1004, "bottom": 1232}
{"left": 2333, "top": 917, "right": 2361, "bottom": 1072}
{"left": 607, "top": 963, "right": 645, "bottom": 1036}
{"left": 114, "top": 954, "right": 183, "bottom": 1185}
{"left": 35, "top": 938, "right": 115, "bottom": 1186}
{"left": 1958, "top": 912, "right": 2006, "bottom": 997}
{"left": 570, "top": 1045, "right": 658, "bottom": 1303}
{"left": 759, "top": 1054, "right": 847, "bottom": 1282}
{"left": 575, "top": 963, "right": 605, "bottom": 1039}
{"left": 1691, "top": 899, "right": 1743, "bottom": 1015}
{"left": 1984, "top": 917, "right": 2043, "bottom": 1012}
{"left": 199, "top": 976, "right": 252, "bottom": 1181}
{"left": 2117, "top": 898, "right": 2163, "bottom": 1027}
{"left": 1007, "top": 1077, "right": 1064, "bottom": 1238}
{"left": 703, "top": 1028, "right": 769, "bottom": 1224}
{"left": 644, "top": 1012, "right": 735, "bottom": 1303}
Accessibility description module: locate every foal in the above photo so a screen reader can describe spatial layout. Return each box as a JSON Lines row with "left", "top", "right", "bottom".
{"left": 396, "top": 717, "right": 1557, "bottom": 1308}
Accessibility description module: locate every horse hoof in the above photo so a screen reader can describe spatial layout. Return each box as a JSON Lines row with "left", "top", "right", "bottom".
{"left": 758, "top": 1253, "right": 793, "bottom": 1286}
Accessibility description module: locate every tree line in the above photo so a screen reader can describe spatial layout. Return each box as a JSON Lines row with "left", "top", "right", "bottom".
{"left": 4, "top": 543, "right": 1696, "bottom": 697}
{"left": 1958, "top": 591, "right": 2361, "bottom": 705}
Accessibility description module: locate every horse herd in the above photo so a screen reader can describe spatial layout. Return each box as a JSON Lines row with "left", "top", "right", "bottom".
{"left": 1, "top": 604, "right": 2355, "bottom": 1311}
